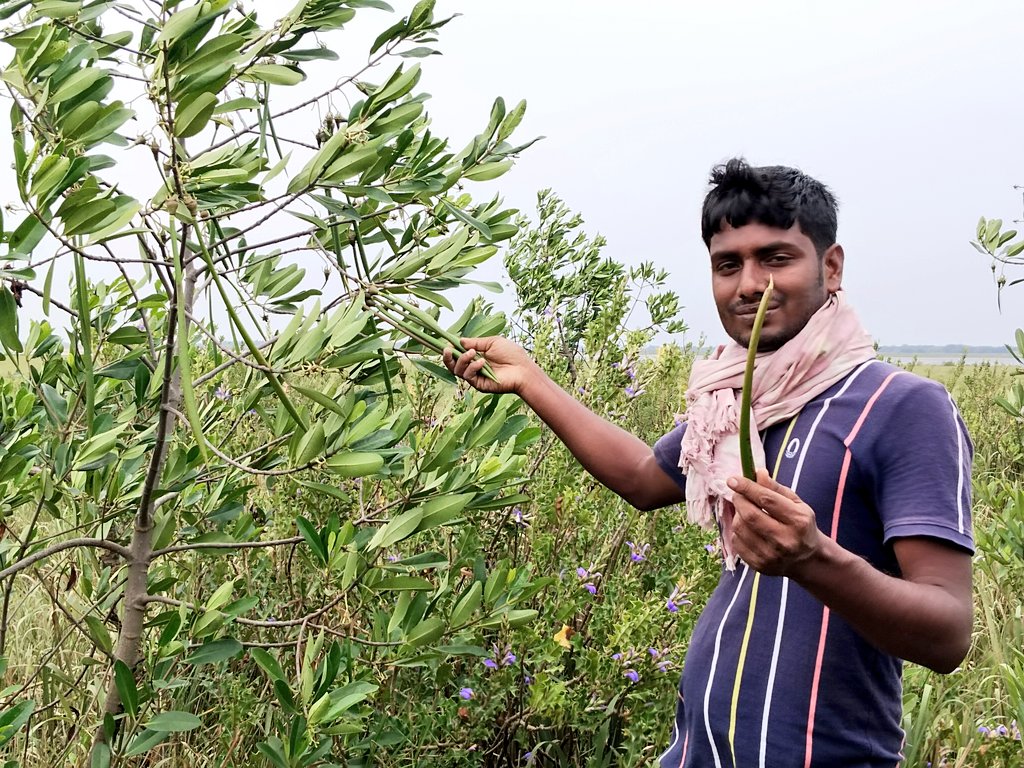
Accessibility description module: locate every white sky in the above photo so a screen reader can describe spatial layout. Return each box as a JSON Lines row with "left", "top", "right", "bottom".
{"left": 4, "top": 1, "right": 1023, "bottom": 347}
{"left": 415, "top": 0, "right": 1024, "bottom": 346}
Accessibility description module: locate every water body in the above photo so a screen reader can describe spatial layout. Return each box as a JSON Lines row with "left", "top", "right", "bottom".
{"left": 887, "top": 354, "right": 1017, "bottom": 365}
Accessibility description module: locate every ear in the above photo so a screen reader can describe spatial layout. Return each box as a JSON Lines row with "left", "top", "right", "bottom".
{"left": 822, "top": 243, "right": 844, "bottom": 293}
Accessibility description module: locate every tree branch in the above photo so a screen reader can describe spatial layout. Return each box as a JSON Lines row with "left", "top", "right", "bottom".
{"left": 151, "top": 536, "right": 303, "bottom": 559}
{"left": 0, "top": 538, "right": 132, "bottom": 582}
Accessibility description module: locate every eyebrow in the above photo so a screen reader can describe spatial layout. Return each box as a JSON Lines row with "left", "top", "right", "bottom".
{"left": 710, "top": 241, "right": 797, "bottom": 260}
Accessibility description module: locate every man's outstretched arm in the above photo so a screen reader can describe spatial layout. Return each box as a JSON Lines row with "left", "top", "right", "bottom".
{"left": 444, "top": 337, "right": 685, "bottom": 511}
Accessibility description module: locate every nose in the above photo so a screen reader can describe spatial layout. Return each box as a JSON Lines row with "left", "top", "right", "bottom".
{"left": 737, "top": 261, "right": 770, "bottom": 302}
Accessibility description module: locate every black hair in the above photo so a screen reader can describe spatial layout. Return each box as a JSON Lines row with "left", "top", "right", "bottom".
{"left": 700, "top": 158, "right": 838, "bottom": 254}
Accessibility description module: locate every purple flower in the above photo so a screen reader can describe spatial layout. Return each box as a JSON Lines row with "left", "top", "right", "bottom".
{"left": 578, "top": 386, "right": 587, "bottom": 395}
{"left": 626, "top": 367, "right": 636, "bottom": 380}
{"left": 510, "top": 507, "right": 531, "bottom": 527}
{"left": 503, "top": 651, "right": 517, "bottom": 665}
{"left": 657, "top": 660, "right": 671, "bottom": 673}
{"left": 666, "top": 586, "right": 691, "bottom": 613}
{"left": 611, "top": 362, "right": 620, "bottom": 369}
{"left": 627, "top": 541, "right": 649, "bottom": 563}
{"left": 624, "top": 669, "right": 639, "bottom": 683}
{"left": 648, "top": 647, "right": 660, "bottom": 658}
{"left": 576, "top": 566, "right": 600, "bottom": 594}
{"left": 704, "top": 543, "right": 718, "bottom": 554}
{"left": 483, "top": 658, "right": 498, "bottom": 670}
{"left": 978, "top": 725, "right": 991, "bottom": 735}
{"left": 542, "top": 306, "right": 555, "bottom": 318}
{"left": 214, "top": 385, "right": 231, "bottom": 401}
{"left": 611, "top": 653, "right": 622, "bottom": 661}
{"left": 524, "top": 674, "right": 533, "bottom": 685}
{"left": 996, "top": 725, "right": 1009, "bottom": 737}
{"left": 624, "top": 385, "right": 645, "bottom": 398}
{"left": 459, "top": 687, "right": 474, "bottom": 700}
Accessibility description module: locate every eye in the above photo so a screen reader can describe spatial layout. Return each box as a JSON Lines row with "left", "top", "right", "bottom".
{"left": 713, "top": 260, "right": 739, "bottom": 274}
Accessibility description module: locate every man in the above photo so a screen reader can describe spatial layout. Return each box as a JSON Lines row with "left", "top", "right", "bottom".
{"left": 443, "top": 159, "right": 973, "bottom": 767}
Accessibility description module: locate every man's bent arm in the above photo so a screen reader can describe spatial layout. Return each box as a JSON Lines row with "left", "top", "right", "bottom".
{"left": 729, "top": 472, "right": 973, "bottom": 673}
{"left": 793, "top": 536, "right": 972, "bottom": 672}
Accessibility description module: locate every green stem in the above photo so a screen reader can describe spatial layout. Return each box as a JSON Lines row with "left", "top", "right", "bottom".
{"left": 739, "top": 276, "right": 774, "bottom": 481}
{"left": 193, "top": 220, "right": 309, "bottom": 432}
{"left": 374, "top": 292, "right": 499, "bottom": 382}
{"left": 170, "top": 222, "right": 209, "bottom": 462}
{"left": 73, "top": 251, "right": 95, "bottom": 436}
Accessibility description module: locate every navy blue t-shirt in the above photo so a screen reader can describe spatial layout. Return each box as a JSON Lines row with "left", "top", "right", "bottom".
{"left": 653, "top": 360, "right": 973, "bottom": 768}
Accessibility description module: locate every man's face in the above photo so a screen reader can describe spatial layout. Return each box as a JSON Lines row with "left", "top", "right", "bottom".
{"left": 708, "top": 221, "right": 844, "bottom": 352}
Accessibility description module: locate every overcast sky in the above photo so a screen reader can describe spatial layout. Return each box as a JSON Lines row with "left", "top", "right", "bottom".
{"left": 5, "top": 1, "right": 1023, "bottom": 348}
{"left": 410, "top": 0, "right": 1024, "bottom": 347}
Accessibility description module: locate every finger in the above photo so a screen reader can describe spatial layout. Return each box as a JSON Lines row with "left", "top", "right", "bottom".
{"left": 755, "top": 468, "right": 802, "bottom": 502}
{"left": 729, "top": 475, "right": 792, "bottom": 510}
{"left": 442, "top": 346, "right": 455, "bottom": 372}
{"left": 465, "top": 356, "right": 488, "bottom": 379}
{"left": 453, "top": 348, "right": 478, "bottom": 377}
{"left": 460, "top": 336, "right": 493, "bottom": 353}
{"left": 731, "top": 491, "right": 778, "bottom": 530}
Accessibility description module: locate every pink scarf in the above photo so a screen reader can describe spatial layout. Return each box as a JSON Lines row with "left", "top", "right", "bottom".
{"left": 679, "top": 291, "right": 875, "bottom": 569}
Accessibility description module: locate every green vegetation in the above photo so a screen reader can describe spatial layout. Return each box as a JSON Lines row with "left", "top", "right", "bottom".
{"left": 0, "top": 1, "right": 1019, "bottom": 766}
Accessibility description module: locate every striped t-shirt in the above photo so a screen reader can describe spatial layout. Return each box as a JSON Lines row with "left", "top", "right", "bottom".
{"left": 652, "top": 360, "right": 973, "bottom": 768}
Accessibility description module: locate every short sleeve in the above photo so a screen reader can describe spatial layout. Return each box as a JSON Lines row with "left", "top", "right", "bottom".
{"left": 652, "top": 422, "right": 688, "bottom": 493}
{"left": 862, "top": 376, "right": 974, "bottom": 553}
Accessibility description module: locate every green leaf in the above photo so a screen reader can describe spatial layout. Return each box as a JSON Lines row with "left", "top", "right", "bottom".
{"left": 295, "top": 421, "right": 326, "bottom": 465}
{"left": 245, "top": 64, "right": 305, "bottom": 86}
{"left": 49, "top": 68, "right": 107, "bottom": 105}
{"left": 367, "top": 507, "right": 425, "bottom": 550}
{"left": 175, "top": 91, "right": 218, "bottom": 138}
{"left": 123, "top": 728, "right": 168, "bottom": 757}
{"left": 416, "top": 493, "right": 474, "bottom": 532}
{"left": 40, "top": 383, "right": 68, "bottom": 425}
{"left": 8, "top": 213, "right": 47, "bottom": 256}
{"left": 0, "top": 700, "right": 34, "bottom": 748}
{"left": 42, "top": 259, "right": 54, "bottom": 316}
{"left": 145, "top": 711, "right": 202, "bottom": 732}
{"left": 204, "top": 579, "right": 235, "bottom": 612}
{"left": 107, "top": 326, "right": 149, "bottom": 346}
{"left": 0, "top": 286, "right": 22, "bottom": 354}
{"left": 477, "top": 608, "right": 538, "bottom": 629}
{"left": 464, "top": 159, "right": 513, "bottom": 182}
{"left": 312, "top": 681, "right": 379, "bottom": 725}
{"left": 292, "top": 384, "right": 351, "bottom": 418}
{"left": 450, "top": 581, "right": 481, "bottom": 626}
{"left": 325, "top": 451, "right": 384, "bottom": 478}
{"left": 184, "top": 637, "right": 242, "bottom": 665}
{"left": 296, "top": 516, "right": 326, "bottom": 565}
{"left": 29, "top": 154, "right": 70, "bottom": 202}
{"left": 156, "top": 3, "right": 205, "bottom": 47}
{"left": 373, "top": 576, "right": 434, "bottom": 591}
{"left": 405, "top": 616, "right": 444, "bottom": 647}
{"left": 442, "top": 201, "right": 492, "bottom": 239}
{"left": 250, "top": 648, "right": 287, "bottom": 682}
{"left": 281, "top": 47, "right": 339, "bottom": 62}
{"left": 113, "top": 661, "right": 138, "bottom": 717}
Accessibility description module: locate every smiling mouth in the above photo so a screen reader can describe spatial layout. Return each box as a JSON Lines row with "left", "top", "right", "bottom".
{"left": 733, "top": 304, "right": 780, "bottom": 317}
